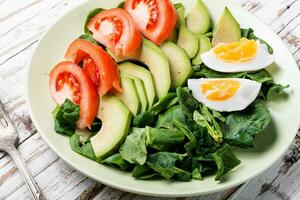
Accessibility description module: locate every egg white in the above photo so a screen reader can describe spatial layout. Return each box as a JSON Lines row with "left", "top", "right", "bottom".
{"left": 188, "top": 78, "right": 262, "bottom": 112}
{"left": 201, "top": 42, "right": 274, "bottom": 73}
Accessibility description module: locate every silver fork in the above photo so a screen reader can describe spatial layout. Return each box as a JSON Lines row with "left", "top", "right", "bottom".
{"left": 0, "top": 101, "right": 44, "bottom": 200}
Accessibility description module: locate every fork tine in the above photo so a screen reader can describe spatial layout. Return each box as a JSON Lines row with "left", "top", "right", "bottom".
{"left": 0, "top": 100, "right": 15, "bottom": 130}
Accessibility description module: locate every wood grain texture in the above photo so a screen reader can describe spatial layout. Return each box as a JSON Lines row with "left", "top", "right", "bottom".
{"left": 0, "top": 0, "right": 299, "bottom": 199}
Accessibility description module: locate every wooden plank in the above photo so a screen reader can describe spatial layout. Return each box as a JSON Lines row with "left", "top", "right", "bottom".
{"left": 0, "top": 134, "right": 97, "bottom": 200}
{"left": 227, "top": 132, "right": 300, "bottom": 200}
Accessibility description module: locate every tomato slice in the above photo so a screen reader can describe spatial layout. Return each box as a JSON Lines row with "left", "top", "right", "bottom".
{"left": 87, "top": 8, "right": 142, "bottom": 56}
{"left": 125, "top": 0, "right": 177, "bottom": 45}
{"left": 49, "top": 61, "right": 99, "bottom": 129}
{"left": 65, "top": 39, "right": 122, "bottom": 96}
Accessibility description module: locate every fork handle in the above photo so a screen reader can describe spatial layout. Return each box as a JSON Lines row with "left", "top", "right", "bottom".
{"left": 7, "top": 146, "right": 44, "bottom": 200}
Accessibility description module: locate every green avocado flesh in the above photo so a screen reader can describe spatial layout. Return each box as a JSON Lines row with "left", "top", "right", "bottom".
{"left": 122, "top": 72, "right": 148, "bottom": 112}
{"left": 192, "top": 35, "right": 212, "bottom": 65}
{"left": 91, "top": 96, "right": 132, "bottom": 159}
{"left": 116, "top": 74, "right": 141, "bottom": 116}
{"left": 110, "top": 39, "right": 171, "bottom": 100}
{"left": 118, "top": 62, "right": 156, "bottom": 109}
{"left": 161, "top": 41, "right": 192, "bottom": 89}
{"left": 186, "top": 0, "right": 211, "bottom": 34}
{"left": 212, "top": 7, "right": 241, "bottom": 47}
{"left": 177, "top": 26, "right": 199, "bottom": 58}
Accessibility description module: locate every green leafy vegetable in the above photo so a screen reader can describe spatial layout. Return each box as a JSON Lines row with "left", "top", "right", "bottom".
{"left": 132, "top": 165, "right": 159, "bottom": 180}
{"left": 212, "top": 144, "right": 241, "bottom": 180}
{"left": 194, "top": 106, "right": 223, "bottom": 143}
{"left": 223, "top": 101, "right": 271, "bottom": 148}
{"left": 117, "top": 1, "right": 125, "bottom": 8}
{"left": 120, "top": 128, "right": 147, "bottom": 165}
{"left": 173, "top": 119, "right": 196, "bottom": 144}
{"left": 133, "top": 93, "right": 178, "bottom": 128}
{"left": 156, "top": 105, "right": 185, "bottom": 129}
{"left": 70, "top": 134, "right": 97, "bottom": 160}
{"left": 177, "top": 87, "right": 199, "bottom": 119}
{"left": 102, "top": 153, "right": 132, "bottom": 171}
{"left": 147, "top": 152, "right": 189, "bottom": 180}
{"left": 192, "top": 168, "right": 203, "bottom": 180}
{"left": 241, "top": 28, "right": 273, "bottom": 54}
{"left": 54, "top": 99, "right": 80, "bottom": 136}
{"left": 150, "top": 93, "right": 178, "bottom": 115}
{"left": 267, "top": 83, "right": 289, "bottom": 100}
{"left": 184, "top": 120, "right": 218, "bottom": 159}
{"left": 84, "top": 8, "right": 105, "bottom": 33}
{"left": 79, "top": 33, "right": 100, "bottom": 45}
{"left": 146, "top": 127, "right": 185, "bottom": 151}
{"left": 132, "top": 111, "right": 156, "bottom": 128}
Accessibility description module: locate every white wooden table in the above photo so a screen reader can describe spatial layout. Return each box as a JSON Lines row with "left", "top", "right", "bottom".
{"left": 0, "top": 0, "right": 299, "bottom": 199}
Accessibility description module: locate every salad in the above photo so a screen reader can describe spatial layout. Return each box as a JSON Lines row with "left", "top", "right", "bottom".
{"left": 49, "top": 0, "right": 288, "bottom": 182}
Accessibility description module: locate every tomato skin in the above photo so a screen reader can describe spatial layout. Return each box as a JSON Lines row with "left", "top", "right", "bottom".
{"left": 125, "top": 0, "right": 177, "bottom": 45}
{"left": 87, "top": 8, "right": 142, "bottom": 56}
{"left": 65, "top": 39, "right": 122, "bottom": 96}
{"left": 49, "top": 61, "right": 99, "bottom": 129}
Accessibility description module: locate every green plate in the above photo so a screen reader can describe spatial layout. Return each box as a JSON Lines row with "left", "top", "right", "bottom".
{"left": 26, "top": 0, "right": 300, "bottom": 197}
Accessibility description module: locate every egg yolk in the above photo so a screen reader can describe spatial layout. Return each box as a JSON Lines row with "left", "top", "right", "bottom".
{"left": 201, "top": 80, "right": 240, "bottom": 101}
{"left": 214, "top": 38, "right": 258, "bottom": 63}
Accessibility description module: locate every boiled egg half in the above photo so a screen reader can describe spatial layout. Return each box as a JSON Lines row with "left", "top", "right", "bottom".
{"left": 188, "top": 78, "right": 262, "bottom": 112}
{"left": 201, "top": 38, "right": 274, "bottom": 73}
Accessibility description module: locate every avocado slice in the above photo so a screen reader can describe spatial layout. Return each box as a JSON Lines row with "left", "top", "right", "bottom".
{"left": 186, "top": 0, "right": 211, "bottom": 34}
{"left": 192, "top": 35, "right": 212, "bottom": 65}
{"left": 177, "top": 26, "right": 199, "bottom": 58}
{"left": 91, "top": 96, "right": 131, "bottom": 159}
{"left": 161, "top": 41, "right": 192, "bottom": 89}
{"left": 118, "top": 62, "right": 156, "bottom": 108}
{"left": 212, "top": 7, "right": 241, "bottom": 47}
{"left": 122, "top": 72, "right": 148, "bottom": 112}
{"left": 111, "top": 39, "right": 171, "bottom": 100}
{"left": 116, "top": 74, "right": 141, "bottom": 116}
{"left": 174, "top": 3, "right": 186, "bottom": 28}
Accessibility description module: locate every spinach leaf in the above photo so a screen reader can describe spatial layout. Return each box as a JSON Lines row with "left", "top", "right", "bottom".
{"left": 212, "top": 144, "right": 241, "bottom": 181}
{"left": 120, "top": 128, "right": 147, "bottom": 165}
{"left": 192, "top": 168, "right": 203, "bottom": 180}
{"left": 150, "top": 93, "right": 178, "bottom": 115}
{"left": 84, "top": 8, "right": 105, "bottom": 33}
{"left": 223, "top": 101, "right": 271, "bottom": 148}
{"left": 241, "top": 28, "right": 273, "bottom": 54}
{"left": 70, "top": 134, "right": 97, "bottom": 160}
{"left": 212, "top": 110, "right": 226, "bottom": 122}
{"left": 184, "top": 120, "right": 218, "bottom": 158}
{"left": 145, "top": 127, "right": 185, "bottom": 151}
{"left": 117, "top": 1, "right": 125, "bottom": 8}
{"left": 156, "top": 105, "right": 185, "bottom": 129}
{"left": 147, "top": 152, "right": 189, "bottom": 180}
{"left": 79, "top": 33, "right": 100, "bottom": 45}
{"left": 174, "top": 3, "right": 184, "bottom": 9}
{"left": 133, "top": 93, "right": 178, "bottom": 128}
{"left": 173, "top": 119, "right": 196, "bottom": 144}
{"left": 132, "top": 165, "right": 159, "bottom": 180}
{"left": 192, "top": 65, "right": 247, "bottom": 79}
{"left": 102, "top": 153, "right": 132, "bottom": 171}
{"left": 54, "top": 99, "right": 80, "bottom": 136}
{"left": 246, "top": 69, "right": 273, "bottom": 83}
{"left": 194, "top": 106, "right": 223, "bottom": 143}
{"left": 192, "top": 65, "right": 272, "bottom": 84}
{"left": 176, "top": 87, "right": 199, "bottom": 119}
{"left": 266, "top": 83, "right": 289, "bottom": 100}
{"left": 132, "top": 111, "right": 156, "bottom": 128}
